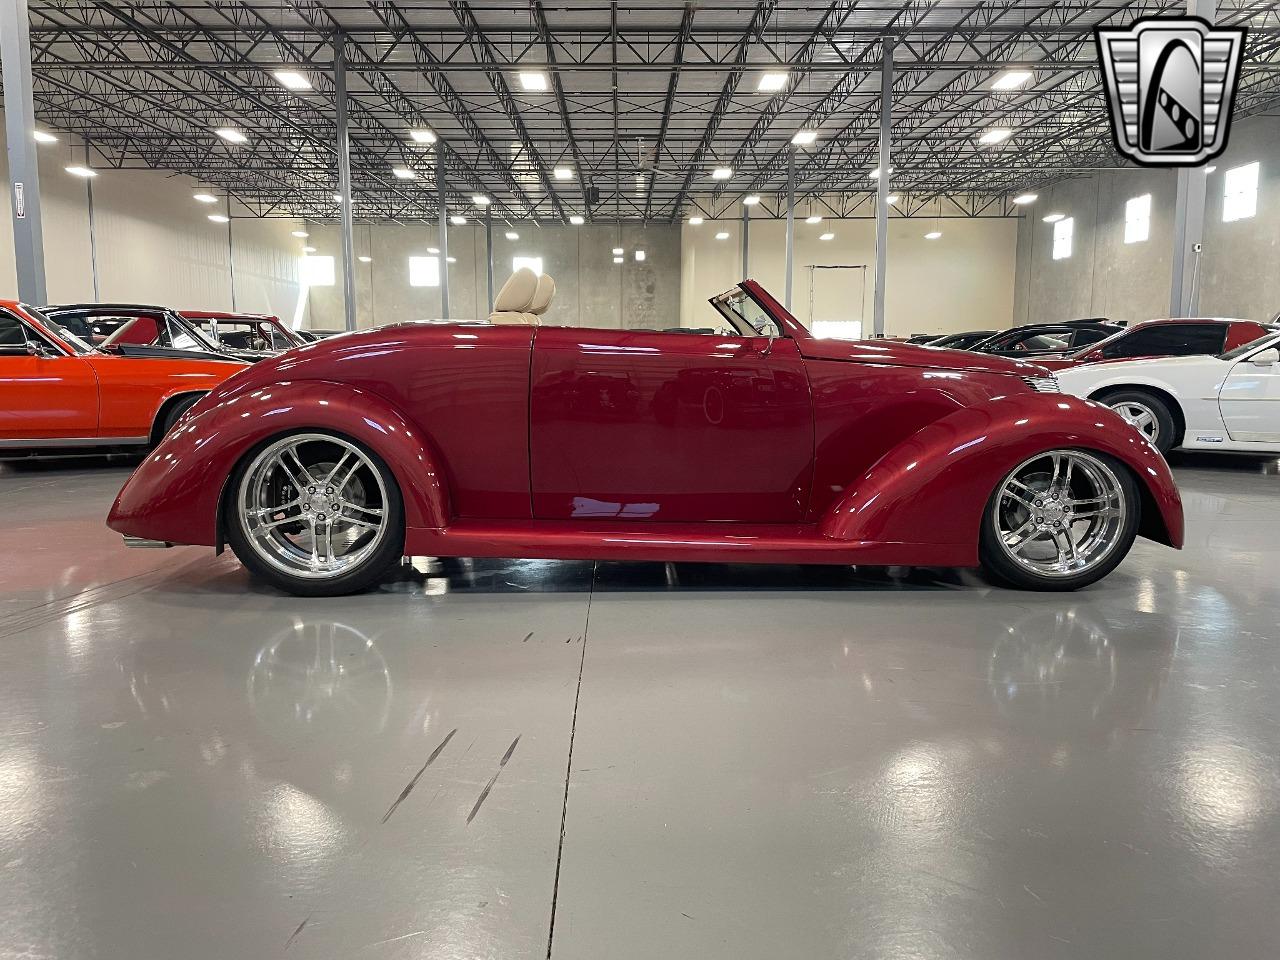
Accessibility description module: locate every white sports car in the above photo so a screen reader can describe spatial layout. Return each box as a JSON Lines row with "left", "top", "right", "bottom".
{"left": 1056, "top": 331, "right": 1280, "bottom": 455}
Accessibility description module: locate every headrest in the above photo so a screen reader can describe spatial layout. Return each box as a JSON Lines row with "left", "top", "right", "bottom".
{"left": 493, "top": 268, "right": 539, "bottom": 312}
{"left": 528, "top": 274, "right": 556, "bottom": 315}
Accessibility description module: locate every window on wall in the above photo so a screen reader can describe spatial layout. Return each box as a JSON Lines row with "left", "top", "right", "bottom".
{"left": 409, "top": 256, "right": 440, "bottom": 287}
{"left": 1223, "top": 161, "right": 1260, "bottom": 222}
{"left": 300, "top": 255, "right": 335, "bottom": 286}
{"left": 513, "top": 256, "right": 543, "bottom": 276}
{"left": 1052, "top": 217, "right": 1074, "bottom": 260}
{"left": 1124, "top": 194, "right": 1151, "bottom": 243}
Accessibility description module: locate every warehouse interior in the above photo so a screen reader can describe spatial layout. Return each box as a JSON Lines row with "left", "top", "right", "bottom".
{"left": 3, "top": 2, "right": 1280, "bottom": 959}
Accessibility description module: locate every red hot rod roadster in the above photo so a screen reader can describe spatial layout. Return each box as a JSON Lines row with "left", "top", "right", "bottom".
{"left": 108, "top": 280, "right": 1182, "bottom": 596}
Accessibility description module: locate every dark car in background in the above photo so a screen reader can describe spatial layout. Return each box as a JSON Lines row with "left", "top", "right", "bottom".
{"left": 971, "top": 320, "right": 1121, "bottom": 359}
{"left": 928, "top": 330, "right": 1000, "bottom": 350}
{"left": 1033, "top": 317, "right": 1275, "bottom": 370}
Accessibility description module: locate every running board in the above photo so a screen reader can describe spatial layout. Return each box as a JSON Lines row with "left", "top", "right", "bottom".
{"left": 405, "top": 520, "right": 974, "bottom": 568}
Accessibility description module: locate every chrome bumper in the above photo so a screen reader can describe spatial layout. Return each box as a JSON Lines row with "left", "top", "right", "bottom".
{"left": 122, "top": 536, "right": 173, "bottom": 549}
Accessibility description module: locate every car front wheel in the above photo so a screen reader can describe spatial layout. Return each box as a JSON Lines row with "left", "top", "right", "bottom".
{"left": 226, "top": 431, "right": 405, "bottom": 596}
{"left": 979, "top": 449, "right": 1139, "bottom": 591}
{"left": 1100, "top": 390, "right": 1176, "bottom": 453}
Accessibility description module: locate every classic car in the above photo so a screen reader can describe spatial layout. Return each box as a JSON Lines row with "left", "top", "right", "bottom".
{"left": 44, "top": 303, "right": 272, "bottom": 363}
{"left": 927, "top": 330, "right": 999, "bottom": 350}
{"left": 107, "top": 279, "right": 1182, "bottom": 596}
{"left": 971, "top": 320, "right": 1121, "bottom": 359}
{"left": 182, "top": 310, "right": 307, "bottom": 353}
{"left": 1056, "top": 330, "right": 1280, "bottom": 455}
{"left": 1032, "top": 317, "right": 1273, "bottom": 371}
{"left": 0, "top": 301, "right": 247, "bottom": 453}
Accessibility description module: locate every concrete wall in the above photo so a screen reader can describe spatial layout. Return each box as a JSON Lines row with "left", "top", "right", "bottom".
{"left": 303, "top": 221, "right": 682, "bottom": 330}
{"left": 680, "top": 215, "right": 1018, "bottom": 337}
{"left": 1015, "top": 114, "right": 1280, "bottom": 326}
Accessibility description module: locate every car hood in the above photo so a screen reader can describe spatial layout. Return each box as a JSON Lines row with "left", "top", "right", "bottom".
{"left": 795, "top": 336, "right": 1050, "bottom": 377}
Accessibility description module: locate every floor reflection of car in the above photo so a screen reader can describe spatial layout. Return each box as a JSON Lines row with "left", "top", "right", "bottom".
{"left": 43, "top": 303, "right": 270, "bottom": 364}
{"left": 182, "top": 310, "right": 307, "bottom": 354}
{"left": 0, "top": 301, "right": 247, "bottom": 453}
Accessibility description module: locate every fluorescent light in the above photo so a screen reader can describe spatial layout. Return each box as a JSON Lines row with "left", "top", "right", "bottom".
{"left": 409, "top": 128, "right": 436, "bottom": 144}
{"left": 687, "top": 216, "right": 704, "bottom": 225}
{"left": 634, "top": 250, "right": 646, "bottom": 262}
{"left": 302, "top": 245, "right": 316, "bottom": 253}
{"left": 553, "top": 166, "right": 574, "bottom": 180}
{"left": 472, "top": 194, "right": 490, "bottom": 206}
{"left": 519, "top": 71, "right": 548, "bottom": 91}
{"left": 291, "top": 230, "right": 309, "bottom": 238}
{"left": 569, "top": 215, "right": 585, "bottom": 225}
{"left": 805, "top": 215, "right": 823, "bottom": 224}
{"left": 358, "top": 255, "right": 372, "bottom": 263}
{"left": 208, "top": 214, "right": 230, "bottom": 223}
{"left": 977, "top": 127, "right": 1012, "bottom": 145}
{"left": 711, "top": 166, "right": 733, "bottom": 180}
{"left": 743, "top": 194, "right": 761, "bottom": 206}
{"left": 715, "top": 231, "right": 730, "bottom": 240}
{"left": 757, "top": 72, "right": 789, "bottom": 92}
{"left": 273, "top": 70, "right": 311, "bottom": 90}
{"left": 32, "top": 130, "right": 57, "bottom": 144}
{"left": 214, "top": 127, "right": 247, "bottom": 144}
{"left": 505, "top": 231, "right": 519, "bottom": 240}
{"left": 819, "top": 232, "right": 834, "bottom": 241}
{"left": 886, "top": 194, "right": 900, "bottom": 204}
{"left": 446, "top": 256, "right": 457, "bottom": 263}
{"left": 612, "top": 247, "right": 624, "bottom": 255}
{"left": 428, "top": 247, "right": 440, "bottom": 254}
{"left": 64, "top": 165, "right": 96, "bottom": 178}
{"left": 450, "top": 214, "right": 467, "bottom": 225}
{"left": 1012, "top": 192, "right": 1039, "bottom": 204}
{"left": 332, "top": 194, "right": 344, "bottom": 202}
{"left": 1042, "top": 212, "right": 1065, "bottom": 223}
{"left": 992, "top": 69, "right": 1032, "bottom": 90}
{"left": 193, "top": 193, "right": 218, "bottom": 204}
{"left": 870, "top": 166, "right": 893, "bottom": 179}
{"left": 392, "top": 166, "right": 416, "bottom": 179}
{"left": 924, "top": 231, "right": 942, "bottom": 240}
{"left": 791, "top": 130, "right": 818, "bottom": 147}
{"left": 612, "top": 256, "right": 624, "bottom": 264}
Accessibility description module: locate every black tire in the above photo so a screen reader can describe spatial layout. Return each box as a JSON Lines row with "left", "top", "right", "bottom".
{"left": 979, "top": 450, "right": 1140, "bottom": 592}
{"left": 1098, "top": 389, "right": 1178, "bottom": 454}
{"left": 224, "top": 430, "right": 405, "bottom": 597}
{"left": 156, "top": 393, "right": 204, "bottom": 440}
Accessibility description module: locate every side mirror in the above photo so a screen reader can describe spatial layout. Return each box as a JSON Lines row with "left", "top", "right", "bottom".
{"left": 1249, "top": 347, "right": 1280, "bottom": 367}
{"left": 25, "top": 341, "right": 53, "bottom": 359}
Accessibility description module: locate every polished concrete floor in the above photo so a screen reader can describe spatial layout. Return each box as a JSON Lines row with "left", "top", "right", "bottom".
{"left": 2, "top": 453, "right": 1279, "bottom": 960}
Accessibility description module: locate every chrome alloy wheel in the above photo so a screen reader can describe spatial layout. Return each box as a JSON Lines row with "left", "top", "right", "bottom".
{"left": 992, "top": 450, "right": 1127, "bottom": 579}
{"left": 1109, "top": 400, "right": 1160, "bottom": 443}
{"left": 237, "top": 434, "right": 390, "bottom": 580}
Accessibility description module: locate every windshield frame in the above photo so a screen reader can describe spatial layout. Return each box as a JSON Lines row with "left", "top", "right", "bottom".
{"left": 707, "top": 284, "right": 787, "bottom": 338}
{"left": 98, "top": 309, "right": 225, "bottom": 354}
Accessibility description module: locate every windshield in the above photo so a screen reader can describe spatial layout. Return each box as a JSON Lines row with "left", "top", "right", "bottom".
{"left": 1220, "top": 330, "right": 1280, "bottom": 361}
{"left": 101, "top": 312, "right": 223, "bottom": 353}
{"left": 708, "top": 287, "right": 782, "bottom": 338}
{"left": 25, "top": 305, "right": 94, "bottom": 354}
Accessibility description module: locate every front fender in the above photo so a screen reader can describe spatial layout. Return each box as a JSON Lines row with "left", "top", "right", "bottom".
{"left": 819, "top": 394, "right": 1183, "bottom": 558}
{"left": 108, "top": 379, "right": 449, "bottom": 546}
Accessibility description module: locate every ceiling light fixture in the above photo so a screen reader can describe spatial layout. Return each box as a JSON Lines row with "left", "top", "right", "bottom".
{"left": 1042, "top": 213, "right": 1065, "bottom": 223}
{"left": 391, "top": 166, "right": 416, "bottom": 180}
{"left": 688, "top": 216, "right": 704, "bottom": 226}
{"left": 193, "top": 193, "right": 218, "bottom": 204}
{"left": 214, "top": 127, "right": 248, "bottom": 144}
{"left": 505, "top": 231, "right": 519, "bottom": 240}
{"left": 472, "top": 194, "right": 490, "bottom": 206}
{"left": 886, "top": 194, "right": 900, "bottom": 204}
{"left": 757, "top": 72, "right": 789, "bottom": 92}
{"left": 428, "top": 247, "right": 440, "bottom": 254}
{"left": 924, "top": 230, "right": 942, "bottom": 240}
{"left": 977, "top": 127, "right": 1012, "bottom": 145}
{"left": 409, "top": 128, "right": 436, "bottom": 144}
{"left": 32, "top": 130, "right": 57, "bottom": 144}
{"left": 302, "top": 245, "right": 316, "bottom": 252}
{"left": 1012, "top": 193, "right": 1039, "bottom": 205}
{"left": 291, "top": 230, "right": 309, "bottom": 238}
{"left": 569, "top": 215, "right": 585, "bottom": 225}
{"left": 743, "top": 195, "right": 761, "bottom": 206}
{"left": 869, "top": 166, "right": 893, "bottom": 179}
{"left": 518, "top": 71, "right": 549, "bottom": 91}
{"left": 273, "top": 70, "right": 311, "bottom": 91}
{"left": 711, "top": 166, "right": 733, "bottom": 180}
{"left": 791, "top": 130, "right": 818, "bottom": 147}
{"left": 613, "top": 256, "right": 624, "bottom": 264}
{"left": 805, "top": 215, "right": 823, "bottom": 224}
{"left": 553, "top": 166, "right": 574, "bottom": 180}
{"left": 634, "top": 250, "right": 646, "bottom": 262}
{"left": 450, "top": 214, "right": 467, "bottom": 225}
{"left": 715, "top": 231, "right": 730, "bottom": 240}
{"left": 819, "top": 232, "right": 835, "bottom": 241}
{"left": 65, "top": 165, "right": 97, "bottom": 178}
{"left": 358, "top": 255, "right": 372, "bottom": 263}
{"left": 446, "top": 256, "right": 457, "bottom": 264}
{"left": 612, "top": 247, "right": 624, "bottom": 255}
{"left": 992, "top": 69, "right": 1033, "bottom": 90}
{"left": 208, "top": 214, "right": 230, "bottom": 223}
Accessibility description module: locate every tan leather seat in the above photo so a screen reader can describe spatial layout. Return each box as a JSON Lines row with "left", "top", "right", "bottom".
{"left": 488, "top": 268, "right": 539, "bottom": 325}
{"left": 526, "top": 274, "right": 555, "bottom": 324}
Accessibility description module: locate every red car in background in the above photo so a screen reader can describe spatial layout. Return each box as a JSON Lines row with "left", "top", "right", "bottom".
{"left": 0, "top": 301, "right": 246, "bottom": 453}
{"left": 182, "top": 311, "right": 306, "bottom": 354}
{"left": 1033, "top": 317, "right": 1272, "bottom": 371}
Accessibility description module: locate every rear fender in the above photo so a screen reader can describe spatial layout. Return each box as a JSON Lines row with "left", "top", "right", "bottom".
{"left": 108, "top": 379, "right": 449, "bottom": 546}
{"left": 819, "top": 394, "right": 1183, "bottom": 558}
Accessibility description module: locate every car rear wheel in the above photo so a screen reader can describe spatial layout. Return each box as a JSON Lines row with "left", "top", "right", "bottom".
{"left": 226, "top": 431, "right": 405, "bottom": 596}
{"left": 979, "top": 449, "right": 1139, "bottom": 591}
{"left": 1100, "top": 390, "right": 1176, "bottom": 453}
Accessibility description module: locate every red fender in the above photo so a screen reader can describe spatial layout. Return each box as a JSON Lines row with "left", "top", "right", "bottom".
{"left": 108, "top": 379, "right": 450, "bottom": 546}
{"left": 818, "top": 394, "right": 1183, "bottom": 561}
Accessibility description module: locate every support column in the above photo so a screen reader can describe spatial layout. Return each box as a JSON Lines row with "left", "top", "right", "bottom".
{"left": 485, "top": 207, "right": 495, "bottom": 313}
{"left": 1170, "top": 0, "right": 1215, "bottom": 317}
{"left": 226, "top": 196, "right": 238, "bottom": 310}
{"left": 785, "top": 151, "right": 795, "bottom": 311}
{"left": 436, "top": 147, "right": 450, "bottom": 319}
{"left": 1, "top": 0, "right": 47, "bottom": 304}
{"left": 741, "top": 203, "right": 750, "bottom": 281}
{"left": 87, "top": 178, "right": 100, "bottom": 300}
{"left": 872, "top": 35, "right": 894, "bottom": 338}
{"left": 333, "top": 31, "right": 357, "bottom": 331}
